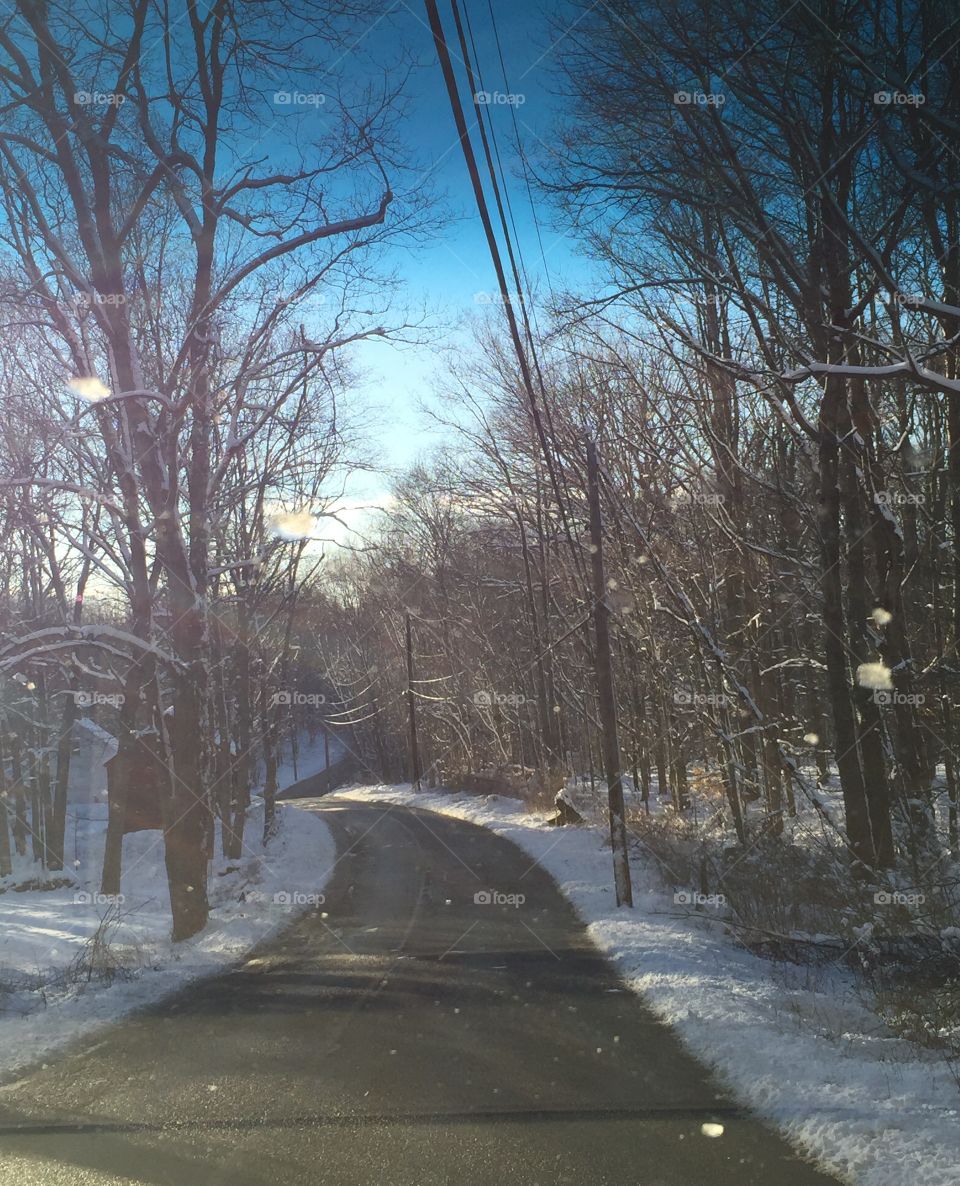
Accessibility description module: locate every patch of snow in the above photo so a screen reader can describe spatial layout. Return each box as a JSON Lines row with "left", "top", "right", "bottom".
{"left": 0, "top": 801, "right": 335, "bottom": 1080}
{"left": 275, "top": 729, "right": 344, "bottom": 791}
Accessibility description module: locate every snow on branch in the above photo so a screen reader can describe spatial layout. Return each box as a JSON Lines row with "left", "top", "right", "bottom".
{"left": 0, "top": 478, "right": 124, "bottom": 514}
{"left": 0, "top": 625, "right": 181, "bottom": 671}
{"left": 781, "top": 358, "right": 960, "bottom": 395}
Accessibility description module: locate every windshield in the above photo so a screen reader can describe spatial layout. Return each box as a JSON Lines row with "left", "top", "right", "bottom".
{"left": 0, "top": 2, "right": 955, "bottom": 1184}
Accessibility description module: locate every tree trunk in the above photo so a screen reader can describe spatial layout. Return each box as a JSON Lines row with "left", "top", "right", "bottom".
{"left": 0, "top": 731, "right": 12, "bottom": 877}
{"left": 262, "top": 684, "right": 279, "bottom": 844}
{"left": 10, "top": 733, "right": 27, "bottom": 858}
{"left": 47, "top": 691, "right": 76, "bottom": 870}
{"left": 818, "top": 371, "right": 876, "bottom": 869}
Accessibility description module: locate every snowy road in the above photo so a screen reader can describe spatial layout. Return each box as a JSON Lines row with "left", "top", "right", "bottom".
{"left": 0, "top": 800, "right": 844, "bottom": 1185}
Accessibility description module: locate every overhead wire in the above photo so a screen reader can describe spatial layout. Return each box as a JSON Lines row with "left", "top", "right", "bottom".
{"left": 449, "top": 0, "right": 538, "bottom": 356}
{"left": 450, "top": 0, "right": 574, "bottom": 544}
{"left": 423, "top": 0, "right": 586, "bottom": 584}
{"left": 475, "top": 0, "right": 555, "bottom": 301}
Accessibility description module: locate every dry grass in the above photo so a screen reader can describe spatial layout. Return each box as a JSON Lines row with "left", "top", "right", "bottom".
{"left": 68, "top": 908, "right": 143, "bottom": 985}
{"left": 627, "top": 805, "right": 960, "bottom": 951}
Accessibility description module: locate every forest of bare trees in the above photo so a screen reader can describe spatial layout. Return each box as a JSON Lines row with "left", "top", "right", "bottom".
{"left": 310, "top": 0, "right": 960, "bottom": 932}
{"left": 1, "top": 0, "right": 960, "bottom": 948}
{"left": 0, "top": 0, "right": 422, "bottom": 938}
{"left": 4, "top": 2, "right": 960, "bottom": 1182}
{"left": 5, "top": 4, "right": 958, "bottom": 1181}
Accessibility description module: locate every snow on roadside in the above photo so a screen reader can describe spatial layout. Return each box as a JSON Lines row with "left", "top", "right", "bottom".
{"left": 331, "top": 783, "right": 960, "bottom": 1186}
{"left": 0, "top": 800, "right": 335, "bottom": 1081}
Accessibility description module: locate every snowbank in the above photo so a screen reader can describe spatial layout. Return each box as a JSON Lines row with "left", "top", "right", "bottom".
{"left": 0, "top": 800, "right": 335, "bottom": 1080}
{"left": 330, "top": 784, "right": 960, "bottom": 1186}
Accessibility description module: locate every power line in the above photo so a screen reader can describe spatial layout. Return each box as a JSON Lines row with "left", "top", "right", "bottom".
{"left": 479, "top": 0, "right": 555, "bottom": 300}
{"left": 450, "top": 0, "right": 537, "bottom": 355}
{"left": 452, "top": 0, "right": 569, "bottom": 509}
{"left": 423, "top": 0, "right": 584, "bottom": 583}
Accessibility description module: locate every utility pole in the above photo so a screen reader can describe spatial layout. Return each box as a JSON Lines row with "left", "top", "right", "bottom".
{"left": 405, "top": 611, "right": 422, "bottom": 791}
{"left": 586, "top": 438, "right": 633, "bottom": 907}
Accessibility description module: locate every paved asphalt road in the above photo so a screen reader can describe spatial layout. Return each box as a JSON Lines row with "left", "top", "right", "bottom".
{"left": 0, "top": 799, "right": 846, "bottom": 1186}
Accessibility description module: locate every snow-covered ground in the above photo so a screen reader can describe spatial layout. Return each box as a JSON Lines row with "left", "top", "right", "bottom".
{"left": 276, "top": 727, "right": 345, "bottom": 789}
{"left": 0, "top": 726, "right": 337, "bottom": 1080}
{"left": 330, "top": 783, "right": 960, "bottom": 1186}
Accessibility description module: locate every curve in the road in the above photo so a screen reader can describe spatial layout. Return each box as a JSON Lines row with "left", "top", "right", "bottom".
{"left": 0, "top": 799, "right": 848, "bottom": 1186}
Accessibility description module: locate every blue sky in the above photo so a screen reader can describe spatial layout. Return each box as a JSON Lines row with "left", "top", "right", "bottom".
{"left": 341, "top": 0, "right": 599, "bottom": 507}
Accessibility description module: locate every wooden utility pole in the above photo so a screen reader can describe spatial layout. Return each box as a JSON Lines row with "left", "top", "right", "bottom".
{"left": 586, "top": 439, "right": 633, "bottom": 907}
{"left": 405, "top": 611, "right": 422, "bottom": 790}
